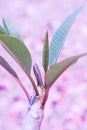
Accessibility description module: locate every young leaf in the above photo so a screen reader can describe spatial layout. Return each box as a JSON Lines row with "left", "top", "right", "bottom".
{"left": 29, "top": 93, "right": 36, "bottom": 105}
{"left": 0, "top": 56, "right": 18, "bottom": 79}
{"left": 0, "top": 26, "right": 7, "bottom": 34}
{"left": 49, "top": 6, "right": 83, "bottom": 66}
{"left": 42, "top": 31, "right": 49, "bottom": 72}
{"left": 0, "top": 34, "right": 32, "bottom": 74}
{"left": 33, "top": 63, "right": 43, "bottom": 87}
{"left": 46, "top": 53, "right": 87, "bottom": 88}
{"left": 2, "top": 18, "right": 22, "bottom": 40}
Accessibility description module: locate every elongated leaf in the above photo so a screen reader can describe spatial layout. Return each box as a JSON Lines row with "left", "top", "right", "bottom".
{"left": 0, "top": 34, "right": 32, "bottom": 74}
{"left": 46, "top": 53, "right": 87, "bottom": 88}
{"left": 49, "top": 6, "right": 83, "bottom": 66}
{"left": 0, "top": 26, "right": 7, "bottom": 34}
{"left": 0, "top": 56, "right": 18, "bottom": 79}
{"left": 2, "top": 18, "right": 22, "bottom": 40}
{"left": 42, "top": 31, "right": 49, "bottom": 72}
{"left": 33, "top": 63, "right": 43, "bottom": 87}
{"left": 0, "top": 56, "right": 30, "bottom": 100}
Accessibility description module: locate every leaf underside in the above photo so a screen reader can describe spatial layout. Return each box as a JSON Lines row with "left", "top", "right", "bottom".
{"left": 0, "top": 56, "right": 18, "bottom": 79}
{"left": 42, "top": 31, "right": 49, "bottom": 72}
{"left": 49, "top": 6, "right": 83, "bottom": 66}
{"left": 2, "top": 18, "right": 22, "bottom": 40}
{"left": 46, "top": 53, "right": 87, "bottom": 88}
{"left": 0, "top": 34, "right": 32, "bottom": 75}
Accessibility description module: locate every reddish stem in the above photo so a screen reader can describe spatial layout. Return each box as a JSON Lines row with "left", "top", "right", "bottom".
{"left": 41, "top": 86, "right": 50, "bottom": 106}
{"left": 27, "top": 74, "right": 39, "bottom": 96}
{"left": 15, "top": 78, "right": 30, "bottom": 101}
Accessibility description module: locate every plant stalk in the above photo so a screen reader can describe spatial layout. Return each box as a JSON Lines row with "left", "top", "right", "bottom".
{"left": 21, "top": 101, "right": 44, "bottom": 130}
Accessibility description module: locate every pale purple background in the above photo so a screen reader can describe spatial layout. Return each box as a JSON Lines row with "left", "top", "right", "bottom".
{"left": 0, "top": 0, "right": 87, "bottom": 130}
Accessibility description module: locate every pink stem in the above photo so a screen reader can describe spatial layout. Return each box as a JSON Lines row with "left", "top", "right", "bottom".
{"left": 15, "top": 78, "right": 30, "bottom": 101}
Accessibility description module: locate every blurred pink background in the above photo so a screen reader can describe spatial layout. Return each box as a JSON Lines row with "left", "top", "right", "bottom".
{"left": 0, "top": 0, "right": 87, "bottom": 130}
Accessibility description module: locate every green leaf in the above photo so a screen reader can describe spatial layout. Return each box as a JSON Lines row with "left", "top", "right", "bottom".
{"left": 0, "top": 26, "right": 7, "bottom": 34}
{"left": 0, "top": 56, "right": 31, "bottom": 100}
{"left": 2, "top": 18, "right": 22, "bottom": 40}
{"left": 0, "top": 34, "right": 32, "bottom": 74}
{"left": 46, "top": 53, "right": 87, "bottom": 88}
{"left": 0, "top": 56, "right": 18, "bottom": 79}
{"left": 42, "top": 31, "right": 49, "bottom": 72}
{"left": 49, "top": 6, "right": 83, "bottom": 66}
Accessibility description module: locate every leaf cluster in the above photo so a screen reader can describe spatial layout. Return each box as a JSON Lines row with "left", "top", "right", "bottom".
{"left": 0, "top": 6, "right": 86, "bottom": 106}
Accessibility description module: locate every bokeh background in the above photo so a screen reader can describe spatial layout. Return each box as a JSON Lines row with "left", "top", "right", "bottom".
{"left": 0, "top": 0, "right": 87, "bottom": 130}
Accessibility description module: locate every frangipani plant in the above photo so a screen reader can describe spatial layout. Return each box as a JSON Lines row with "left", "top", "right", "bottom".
{"left": 0, "top": 6, "right": 86, "bottom": 130}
